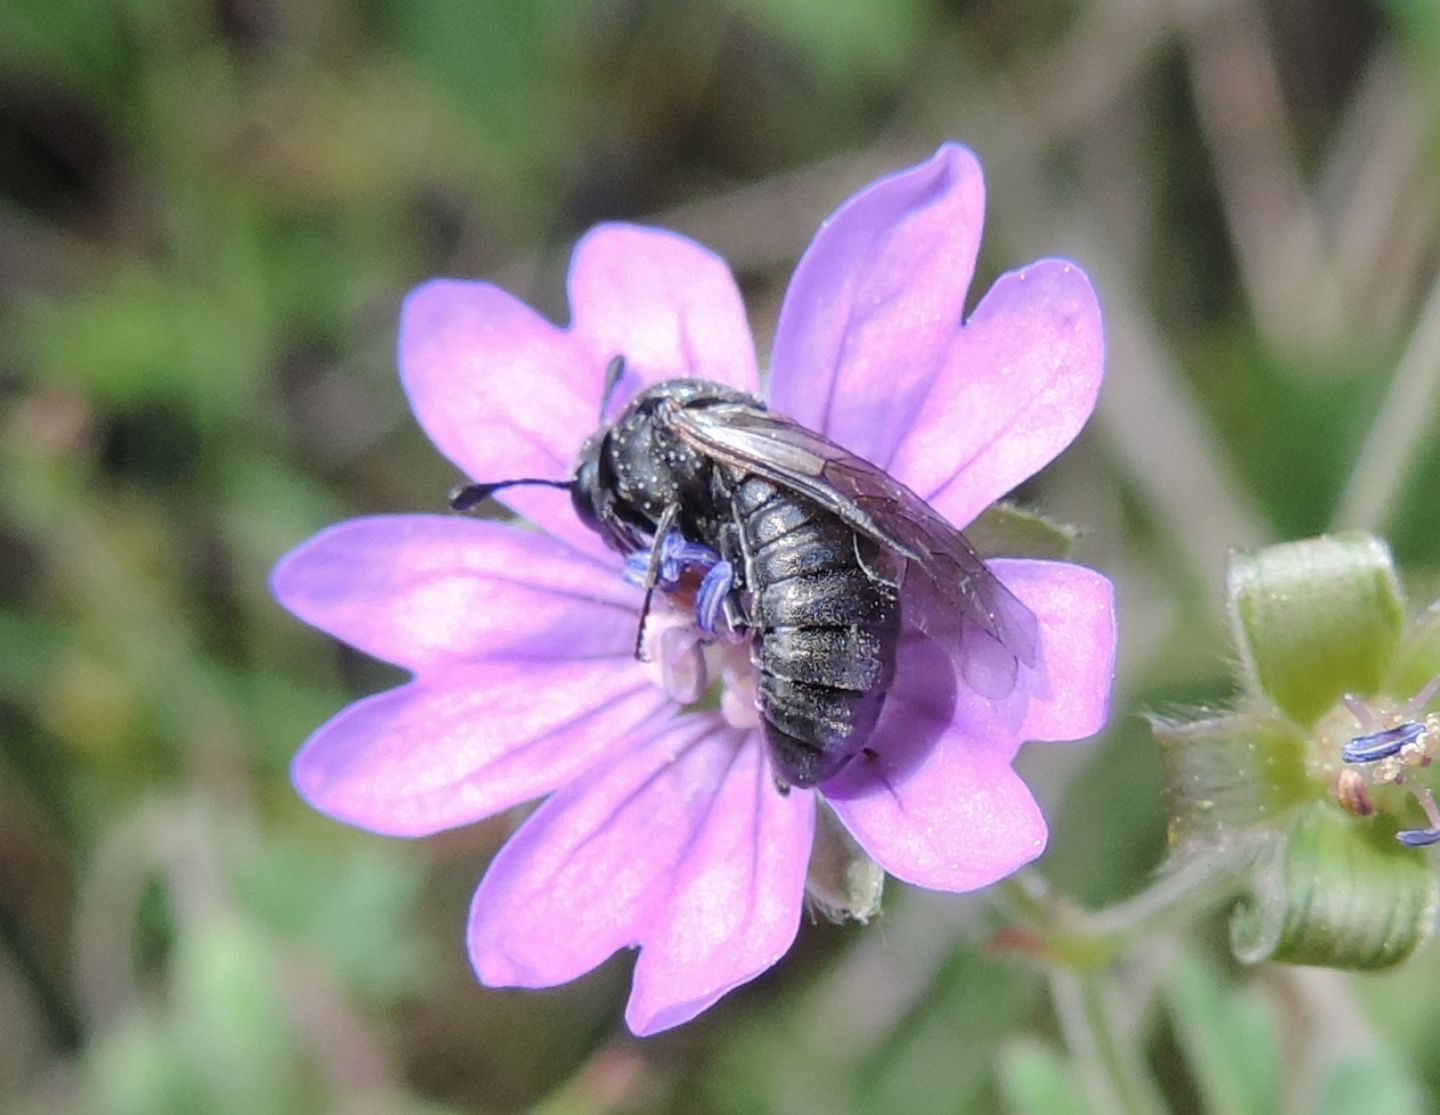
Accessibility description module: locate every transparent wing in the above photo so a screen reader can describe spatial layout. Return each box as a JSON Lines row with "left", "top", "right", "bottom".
{"left": 662, "top": 399, "right": 1038, "bottom": 667}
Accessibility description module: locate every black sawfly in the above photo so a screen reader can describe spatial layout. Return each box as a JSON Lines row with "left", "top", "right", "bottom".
{"left": 453, "top": 357, "right": 1039, "bottom": 790}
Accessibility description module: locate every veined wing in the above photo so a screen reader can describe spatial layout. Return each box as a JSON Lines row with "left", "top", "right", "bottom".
{"left": 662, "top": 399, "right": 1038, "bottom": 666}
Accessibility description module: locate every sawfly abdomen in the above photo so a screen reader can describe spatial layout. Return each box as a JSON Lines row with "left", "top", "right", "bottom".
{"left": 732, "top": 475, "right": 901, "bottom": 787}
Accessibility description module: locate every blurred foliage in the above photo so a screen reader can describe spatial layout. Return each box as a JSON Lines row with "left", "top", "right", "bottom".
{"left": 2, "top": 0, "right": 1440, "bottom": 1112}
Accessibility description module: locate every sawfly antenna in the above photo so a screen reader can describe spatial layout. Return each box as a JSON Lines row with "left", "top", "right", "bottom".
{"left": 599, "top": 354, "right": 627, "bottom": 419}
{"left": 449, "top": 477, "right": 572, "bottom": 512}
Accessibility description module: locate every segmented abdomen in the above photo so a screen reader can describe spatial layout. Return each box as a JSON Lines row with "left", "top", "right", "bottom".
{"left": 733, "top": 476, "right": 900, "bottom": 787}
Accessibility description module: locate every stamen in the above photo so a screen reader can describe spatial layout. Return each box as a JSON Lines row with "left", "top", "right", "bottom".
{"left": 719, "top": 662, "right": 760, "bottom": 731}
{"left": 1335, "top": 768, "right": 1375, "bottom": 817}
{"left": 1339, "top": 680, "right": 1440, "bottom": 850}
{"left": 1394, "top": 783, "right": 1440, "bottom": 848}
{"left": 1410, "top": 781, "right": 1440, "bottom": 830}
{"left": 1402, "top": 676, "right": 1440, "bottom": 720}
{"left": 658, "top": 626, "right": 708, "bottom": 705}
{"left": 1343, "top": 722, "right": 1426, "bottom": 764}
{"left": 1342, "top": 692, "right": 1376, "bottom": 733}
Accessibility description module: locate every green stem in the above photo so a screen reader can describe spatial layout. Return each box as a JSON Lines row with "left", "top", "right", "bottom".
{"left": 1051, "top": 969, "right": 1168, "bottom": 1115}
{"left": 995, "top": 858, "right": 1260, "bottom": 1112}
{"left": 995, "top": 853, "right": 1253, "bottom": 968}
{"left": 1332, "top": 269, "right": 1440, "bottom": 532}
{"left": 1079, "top": 854, "right": 1253, "bottom": 943}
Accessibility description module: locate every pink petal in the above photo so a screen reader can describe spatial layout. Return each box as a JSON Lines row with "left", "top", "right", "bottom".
{"left": 568, "top": 224, "right": 759, "bottom": 402}
{"left": 469, "top": 723, "right": 812, "bottom": 1036}
{"left": 819, "top": 625, "right": 1044, "bottom": 889}
{"left": 272, "top": 516, "right": 635, "bottom": 671}
{"left": 823, "top": 558, "right": 1114, "bottom": 890}
{"left": 399, "top": 229, "right": 759, "bottom": 555}
{"left": 990, "top": 558, "right": 1117, "bottom": 743}
{"left": 767, "top": 144, "right": 986, "bottom": 465}
{"left": 625, "top": 737, "right": 814, "bottom": 1035}
{"left": 292, "top": 661, "right": 671, "bottom": 836}
{"left": 829, "top": 741, "right": 1048, "bottom": 892}
{"left": 397, "top": 279, "right": 603, "bottom": 556}
{"left": 467, "top": 718, "right": 741, "bottom": 985}
{"left": 888, "top": 260, "right": 1104, "bottom": 527}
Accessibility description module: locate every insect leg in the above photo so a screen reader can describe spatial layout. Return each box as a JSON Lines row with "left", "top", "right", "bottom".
{"left": 633, "top": 502, "right": 682, "bottom": 661}
{"left": 695, "top": 560, "right": 734, "bottom": 635}
{"left": 721, "top": 595, "right": 748, "bottom": 638}
{"left": 714, "top": 516, "right": 750, "bottom": 638}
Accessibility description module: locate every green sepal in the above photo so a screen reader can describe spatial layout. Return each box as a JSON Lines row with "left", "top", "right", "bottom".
{"left": 968, "top": 501, "right": 1078, "bottom": 561}
{"left": 805, "top": 800, "right": 884, "bottom": 924}
{"left": 1229, "top": 802, "right": 1438, "bottom": 970}
{"left": 1386, "top": 600, "right": 1440, "bottom": 704}
{"left": 1153, "top": 711, "right": 1309, "bottom": 850}
{"left": 1227, "top": 534, "right": 1405, "bottom": 727}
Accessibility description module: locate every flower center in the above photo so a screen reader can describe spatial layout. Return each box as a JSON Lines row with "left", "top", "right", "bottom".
{"left": 639, "top": 604, "right": 760, "bottom": 732}
{"left": 1328, "top": 678, "right": 1440, "bottom": 846}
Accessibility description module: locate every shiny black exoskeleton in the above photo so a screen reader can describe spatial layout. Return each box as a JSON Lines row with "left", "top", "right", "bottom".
{"left": 455, "top": 366, "right": 1038, "bottom": 791}
{"left": 569, "top": 379, "right": 749, "bottom": 559}
{"left": 725, "top": 471, "right": 900, "bottom": 787}
{"left": 571, "top": 379, "right": 901, "bottom": 787}
{"left": 573, "top": 377, "right": 1036, "bottom": 795}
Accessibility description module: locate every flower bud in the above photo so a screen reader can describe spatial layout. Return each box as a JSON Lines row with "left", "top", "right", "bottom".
{"left": 1159, "top": 533, "right": 1440, "bottom": 971}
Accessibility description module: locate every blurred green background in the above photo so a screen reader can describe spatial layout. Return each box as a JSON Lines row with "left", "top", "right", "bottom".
{"left": 4, "top": 0, "right": 1440, "bottom": 1112}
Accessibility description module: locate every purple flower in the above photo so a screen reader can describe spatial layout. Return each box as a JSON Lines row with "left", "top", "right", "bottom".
{"left": 272, "top": 144, "right": 1116, "bottom": 1035}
